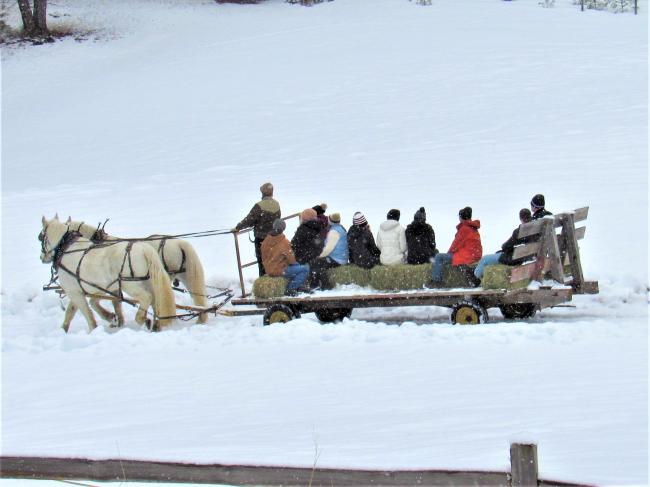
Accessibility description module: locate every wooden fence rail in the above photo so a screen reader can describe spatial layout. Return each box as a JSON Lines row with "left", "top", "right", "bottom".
{"left": 0, "top": 443, "right": 593, "bottom": 487}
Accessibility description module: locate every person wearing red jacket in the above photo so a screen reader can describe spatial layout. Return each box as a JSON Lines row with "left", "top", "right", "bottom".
{"left": 430, "top": 207, "right": 482, "bottom": 286}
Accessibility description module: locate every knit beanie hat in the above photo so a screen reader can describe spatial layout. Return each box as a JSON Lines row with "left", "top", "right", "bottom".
{"left": 329, "top": 213, "right": 341, "bottom": 223}
{"left": 531, "top": 194, "right": 545, "bottom": 208}
{"left": 312, "top": 203, "right": 327, "bottom": 216}
{"left": 387, "top": 209, "right": 401, "bottom": 221}
{"left": 459, "top": 206, "right": 472, "bottom": 220}
{"left": 414, "top": 207, "right": 426, "bottom": 223}
{"left": 353, "top": 212, "right": 368, "bottom": 226}
{"left": 272, "top": 218, "right": 286, "bottom": 235}
{"left": 260, "top": 182, "right": 273, "bottom": 196}
{"left": 519, "top": 208, "right": 532, "bottom": 223}
{"left": 301, "top": 208, "right": 318, "bottom": 222}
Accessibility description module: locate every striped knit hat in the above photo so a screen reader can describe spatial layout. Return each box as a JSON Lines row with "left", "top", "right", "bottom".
{"left": 353, "top": 212, "right": 368, "bottom": 226}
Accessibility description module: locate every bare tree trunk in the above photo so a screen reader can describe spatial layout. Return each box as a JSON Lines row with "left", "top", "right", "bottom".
{"left": 33, "top": 0, "right": 47, "bottom": 34}
{"left": 16, "top": 0, "right": 35, "bottom": 34}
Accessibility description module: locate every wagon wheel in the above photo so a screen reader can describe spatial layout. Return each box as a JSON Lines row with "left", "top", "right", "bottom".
{"left": 499, "top": 303, "right": 537, "bottom": 320}
{"left": 314, "top": 307, "right": 353, "bottom": 323}
{"left": 263, "top": 304, "right": 300, "bottom": 326}
{"left": 451, "top": 301, "right": 488, "bottom": 325}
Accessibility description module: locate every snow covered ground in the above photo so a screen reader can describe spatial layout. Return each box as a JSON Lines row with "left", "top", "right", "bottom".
{"left": 1, "top": 0, "right": 648, "bottom": 485}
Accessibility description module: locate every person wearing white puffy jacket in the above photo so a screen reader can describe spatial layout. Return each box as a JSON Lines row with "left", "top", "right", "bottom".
{"left": 376, "top": 209, "right": 407, "bottom": 265}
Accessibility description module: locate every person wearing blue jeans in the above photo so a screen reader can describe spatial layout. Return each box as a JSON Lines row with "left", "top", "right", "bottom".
{"left": 430, "top": 252, "right": 453, "bottom": 283}
{"left": 473, "top": 208, "right": 534, "bottom": 281}
{"left": 284, "top": 262, "right": 310, "bottom": 290}
{"left": 261, "top": 219, "right": 310, "bottom": 294}
{"left": 473, "top": 253, "right": 502, "bottom": 279}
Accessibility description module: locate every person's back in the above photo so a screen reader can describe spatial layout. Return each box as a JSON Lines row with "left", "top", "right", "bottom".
{"left": 321, "top": 214, "right": 348, "bottom": 265}
{"left": 377, "top": 209, "right": 407, "bottom": 265}
{"left": 234, "top": 182, "right": 281, "bottom": 276}
{"left": 262, "top": 219, "right": 310, "bottom": 294}
{"left": 449, "top": 220, "right": 482, "bottom": 265}
{"left": 291, "top": 208, "right": 324, "bottom": 265}
{"left": 473, "top": 208, "right": 532, "bottom": 281}
{"left": 405, "top": 207, "right": 437, "bottom": 265}
{"left": 347, "top": 212, "right": 381, "bottom": 269}
{"left": 430, "top": 206, "right": 482, "bottom": 286}
{"left": 261, "top": 232, "right": 294, "bottom": 277}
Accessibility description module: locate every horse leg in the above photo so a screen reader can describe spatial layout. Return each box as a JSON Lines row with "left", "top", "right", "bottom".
{"left": 69, "top": 292, "right": 97, "bottom": 333}
{"left": 124, "top": 284, "right": 155, "bottom": 330}
{"left": 90, "top": 298, "right": 117, "bottom": 324}
{"left": 112, "top": 300, "right": 125, "bottom": 327}
{"left": 61, "top": 301, "right": 78, "bottom": 333}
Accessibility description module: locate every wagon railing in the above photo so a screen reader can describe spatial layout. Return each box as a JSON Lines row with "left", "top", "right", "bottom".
{"left": 232, "top": 212, "right": 300, "bottom": 297}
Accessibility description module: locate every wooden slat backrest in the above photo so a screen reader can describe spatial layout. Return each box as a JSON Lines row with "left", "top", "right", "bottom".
{"left": 511, "top": 241, "right": 542, "bottom": 261}
{"left": 509, "top": 208, "right": 588, "bottom": 286}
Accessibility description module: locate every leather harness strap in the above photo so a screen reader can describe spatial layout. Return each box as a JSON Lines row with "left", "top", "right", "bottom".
{"left": 156, "top": 237, "right": 186, "bottom": 275}
{"left": 54, "top": 233, "right": 150, "bottom": 301}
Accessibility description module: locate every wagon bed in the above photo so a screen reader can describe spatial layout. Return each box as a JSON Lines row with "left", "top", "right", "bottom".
{"left": 228, "top": 206, "right": 597, "bottom": 325}
{"left": 227, "top": 286, "right": 574, "bottom": 324}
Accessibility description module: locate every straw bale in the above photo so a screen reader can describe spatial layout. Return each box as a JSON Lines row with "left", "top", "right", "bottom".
{"left": 370, "top": 264, "right": 432, "bottom": 290}
{"left": 252, "top": 276, "right": 287, "bottom": 298}
{"left": 328, "top": 265, "right": 372, "bottom": 287}
{"left": 482, "top": 264, "right": 530, "bottom": 290}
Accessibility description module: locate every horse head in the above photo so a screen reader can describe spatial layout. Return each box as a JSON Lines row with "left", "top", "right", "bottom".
{"left": 39, "top": 215, "right": 68, "bottom": 263}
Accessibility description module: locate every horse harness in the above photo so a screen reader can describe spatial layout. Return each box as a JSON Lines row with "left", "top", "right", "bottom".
{"left": 89, "top": 227, "right": 186, "bottom": 276}
{"left": 49, "top": 230, "right": 151, "bottom": 302}
{"left": 156, "top": 236, "right": 186, "bottom": 275}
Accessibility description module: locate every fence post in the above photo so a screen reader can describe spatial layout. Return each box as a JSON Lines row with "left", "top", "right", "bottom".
{"left": 510, "top": 443, "right": 538, "bottom": 487}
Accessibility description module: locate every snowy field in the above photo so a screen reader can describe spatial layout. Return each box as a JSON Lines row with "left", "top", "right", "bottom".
{"left": 1, "top": 0, "right": 648, "bottom": 485}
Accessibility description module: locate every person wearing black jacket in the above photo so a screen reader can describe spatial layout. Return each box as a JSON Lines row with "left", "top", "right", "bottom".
{"left": 347, "top": 212, "right": 381, "bottom": 269}
{"left": 405, "top": 207, "right": 438, "bottom": 265}
{"left": 473, "top": 208, "right": 533, "bottom": 280}
{"left": 291, "top": 208, "right": 325, "bottom": 265}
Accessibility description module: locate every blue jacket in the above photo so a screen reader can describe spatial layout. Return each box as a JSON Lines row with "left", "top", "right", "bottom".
{"left": 325, "top": 223, "right": 349, "bottom": 265}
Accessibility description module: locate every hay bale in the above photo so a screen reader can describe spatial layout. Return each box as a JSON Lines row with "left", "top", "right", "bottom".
{"left": 252, "top": 276, "right": 287, "bottom": 298}
{"left": 370, "top": 264, "right": 432, "bottom": 290}
{"left": 438, "top": 264, "right": 477, "bottom": 288}
{"left": 482, "top": 264, "right": 530, "bottom": 290}
{"left": 328, "top": 265, "right": 372, "bottom": 287}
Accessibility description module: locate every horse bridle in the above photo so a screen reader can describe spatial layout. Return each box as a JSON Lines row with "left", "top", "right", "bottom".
{"left": 38, "top": 221, "right": 54, "bottom": 261}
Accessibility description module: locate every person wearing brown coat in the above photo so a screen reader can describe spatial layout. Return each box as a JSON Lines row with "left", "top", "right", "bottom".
{"left": 261, "top": 219, "right": 309, "bottom": 293}
{"left": 234, "top": 182, "right": 281, "bottom": 276}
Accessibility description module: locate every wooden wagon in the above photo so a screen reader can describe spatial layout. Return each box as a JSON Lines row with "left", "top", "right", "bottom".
{"left": 226, "top": 207, "right": 598, "bottom": 325}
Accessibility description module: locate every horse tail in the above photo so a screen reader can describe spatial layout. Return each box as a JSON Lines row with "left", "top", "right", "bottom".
{"left": 145, "top": 248, "right": 176, "bottom": 328}
{"left": 178, "top": 240, "right": 207, "bottom": 308}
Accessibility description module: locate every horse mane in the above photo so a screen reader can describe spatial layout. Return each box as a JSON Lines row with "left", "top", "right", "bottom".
{"left": 67, "top": 219, "right": 117, "bottom": 241}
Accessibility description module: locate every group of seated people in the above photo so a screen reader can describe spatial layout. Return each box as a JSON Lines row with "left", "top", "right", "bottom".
{"left": 255, "top": 193, "right": 552, "bottom": 295}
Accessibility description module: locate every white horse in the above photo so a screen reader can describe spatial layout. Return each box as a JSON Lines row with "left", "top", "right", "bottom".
{"left": 67, "top": 218, "right": 208, "bottom": 324}
{"left": 40, "top": 216, "right": 177, "bottom": 333}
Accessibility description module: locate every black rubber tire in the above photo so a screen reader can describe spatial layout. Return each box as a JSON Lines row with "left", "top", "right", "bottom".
{"left": 314, "top": 307, "right": 353, "bottom": 323}
{"left": 451, "top": 301, "right": 488, "bottom": 325}
{"left": 263, "top": 304, "right": 300, "bottom": 326}
{"left": 499, "top": 303, "right": 537, "bottom": 319}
